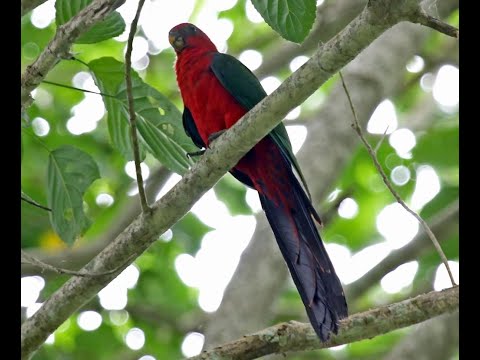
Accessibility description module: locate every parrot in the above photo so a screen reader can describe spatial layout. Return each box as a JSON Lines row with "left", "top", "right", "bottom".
{"left": 169, "top": 23, "right": 348, "bottom": 341}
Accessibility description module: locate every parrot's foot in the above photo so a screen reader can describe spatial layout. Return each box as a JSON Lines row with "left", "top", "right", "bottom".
{"left": 208, "top": 130, "right": 225, "bottom": 143}
{"left": 186, "top": 150, "right": 205, "bottom": 158}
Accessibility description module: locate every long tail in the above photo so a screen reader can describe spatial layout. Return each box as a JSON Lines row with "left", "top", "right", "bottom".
{"left": 232, "top": 137, "right": 348, "bottom": 340}
{"left": 258, "top": 175, "right": 348, "bottom": 341}
{"left": 260, "top": 184, "right": 348, "bottom": 341}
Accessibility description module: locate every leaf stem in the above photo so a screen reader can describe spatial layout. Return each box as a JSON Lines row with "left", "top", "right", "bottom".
{"left": 42, "top": 80, "right": 116, "bottom": 98}
{"left": 21, "top": 194, "right": 51, "bottom": 212}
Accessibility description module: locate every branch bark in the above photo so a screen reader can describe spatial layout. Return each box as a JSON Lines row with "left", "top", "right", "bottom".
{"left": 203, "top": 0, "right": 458, "bottom": 347}
{"left": 189, "top": 287, "right": 458, "bottom": 360}
{"left": 21, "top": 0, "right": 125, "bottom": 111}
{"left": 20, "top": 0, "right": 455, "bottom": 358}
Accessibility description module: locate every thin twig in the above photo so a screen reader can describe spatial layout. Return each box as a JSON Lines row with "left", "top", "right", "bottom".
{"left": 42, "top": 80, "right": 116, "bottom": 98}
{"left": 21, "top": 194, "right": 51, "bottom": 212}
{"left": 415, "top": 13, "right": 459, "bottom": 38}
{"left": 338, "top": 71, "right": 456, "bottom": 287}
{"left": 21, "top": 250, "right": 134, "bottom": 277}
{"left": 125, "top": 0, "right": 149, "bottom": 213}
{"left": 374, "top": 125, "right": 389, "bottom": 154}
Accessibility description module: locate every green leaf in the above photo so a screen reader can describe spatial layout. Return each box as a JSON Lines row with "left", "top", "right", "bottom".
{"left": 55, "top": 0, "right": 125, "bottom": 44}
{"left": 89, "top": 58, "right": 141, "bottom": 161}
{"left": 47, "top": 145, "right": 100, "bottom": 245}
{"left": 89, "top": 57, "right": 196, "bottom": 174}
{"left": 251, "top": 0, "right": 316, "bottom": 43}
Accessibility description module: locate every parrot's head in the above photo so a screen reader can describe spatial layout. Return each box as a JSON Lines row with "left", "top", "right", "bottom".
{"left": 169, "top": 23, "right": 217, "bottom": 53}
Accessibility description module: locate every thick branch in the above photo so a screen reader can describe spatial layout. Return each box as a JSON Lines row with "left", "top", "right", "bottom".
{"left": 189, "top": 287, "right": 458, "bottom": 360}
{"left": 21, "top": 0, "right": 125, "bottom": 111}
{"left": 20, "top": 1, "right": 433, "bottom": 357}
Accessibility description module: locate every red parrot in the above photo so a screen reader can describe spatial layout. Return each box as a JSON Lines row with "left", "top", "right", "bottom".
{"left": 169, "top": 23, "right": 348, "bottom": 341}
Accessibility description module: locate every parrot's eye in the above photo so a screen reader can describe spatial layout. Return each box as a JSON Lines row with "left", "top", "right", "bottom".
{"left": 189, "top": 25, "right": 197, "bottom": 33}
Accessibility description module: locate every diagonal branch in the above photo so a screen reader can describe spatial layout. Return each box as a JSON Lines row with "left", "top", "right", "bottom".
{"left": 188, "top": 287, "right": 458, "bottom": 360}
{"left": 20, "top": 0, "right": 437, "bottom": 358}
{"left": 21, "top": 0, "right": 125, "bottom": 112}
{"left": 339, "top": 72, "right": 456, "bottom": 286}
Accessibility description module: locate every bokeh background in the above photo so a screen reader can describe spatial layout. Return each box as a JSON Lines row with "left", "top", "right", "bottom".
{"left": 21, "top": 0, "right": 459, "bottom": 359}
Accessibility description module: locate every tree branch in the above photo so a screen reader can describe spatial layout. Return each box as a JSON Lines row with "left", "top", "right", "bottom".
{"left": 413, "top": 13, "right": 459, "bottom": 38}
{"left": 21, "top": 0, "right": 125, "bottom": 112}
{"left": 189, "top": 287, "right": 458, "bottom": 360}
{"left": 20, "top": 1, "right": 440, "bottom": 357}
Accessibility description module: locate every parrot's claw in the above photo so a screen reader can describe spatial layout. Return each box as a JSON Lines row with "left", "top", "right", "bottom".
{"left": 208, "top": 130, "right": 225, "bottom": 143}
{"left": 186, "top": 150, "right": 205, "bottom": 158}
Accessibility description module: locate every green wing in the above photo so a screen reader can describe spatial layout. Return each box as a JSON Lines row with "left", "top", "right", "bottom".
{"left": 210, "top": 53, "right": 312, "bottom": 199}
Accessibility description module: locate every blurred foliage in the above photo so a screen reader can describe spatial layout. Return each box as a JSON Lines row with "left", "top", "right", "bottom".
{"left": 21, "top": 1, "right": 458, "bottom": 360}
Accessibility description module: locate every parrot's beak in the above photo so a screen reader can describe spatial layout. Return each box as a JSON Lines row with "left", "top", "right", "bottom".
{"left": 169, "top": 31, "right": 185, "bottom": 51}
